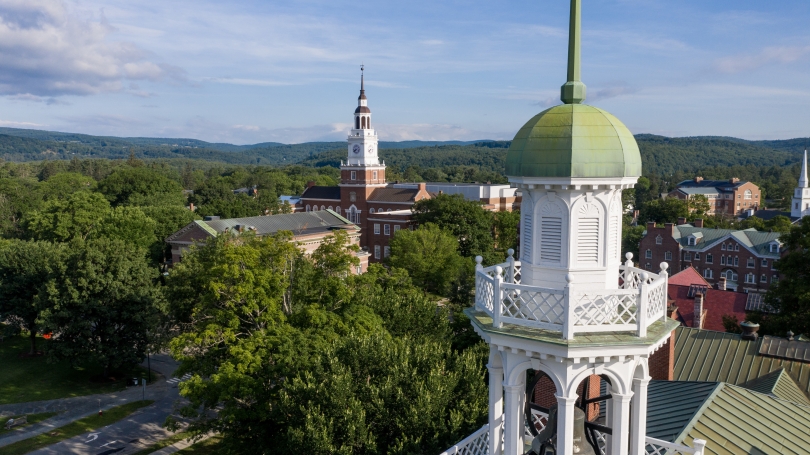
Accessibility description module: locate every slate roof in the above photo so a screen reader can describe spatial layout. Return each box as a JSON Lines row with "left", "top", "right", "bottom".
{"left": 748, "top": 209, "right": 793, "bottom": 222}
{"left": 676, "top": 179, "right": 746, "bottom": 190}
{"left": 669, "top": 285, "right": 746, "bottom": 332}
{"left": 674, "top": 327, "right": 810, "bottom": 399}
{"left": 670, "top": 224, "right": 782, "bottom": 257}
{"left": 740, "top": 368, "right": 810, "bottom": 406}
{"left": 201, "top": 210, "right": 356, "bottom": 236}
{"left": 300, "top": 186, "right": 341, "bottom": 200}
{"left": 368, "top": 187, "right": 421, "bottom": 203}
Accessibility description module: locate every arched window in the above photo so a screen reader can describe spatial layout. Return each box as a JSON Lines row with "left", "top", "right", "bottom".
{"left": 335, "top": 207, "right": 341, "bottom": 215}
{"left": 387, "top": 208, "right": 392, "bottom": 212}
{"left": 328, "top": 206, "right": 333, "bottom": 211}
{"left": 362, "top": 117, "right": 366, "bottom": 129}
{"left": 306, "top": 205, "right": 310, "bottom": 212}
{"left": 370, "top": 208, "right": 375, "bottom": 213}
{"left": 367, "top": 117, "right": 370, "bottom": 128}
{"left": 355, "top": 117, "right": 360, "bottom": 129}
{"left": 321, "top": 205, "right": 325, "bottom": 211}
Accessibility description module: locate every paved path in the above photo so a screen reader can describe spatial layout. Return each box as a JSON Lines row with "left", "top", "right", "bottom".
{"left": 1, "top": 354, "right": 191, "bottom": 455}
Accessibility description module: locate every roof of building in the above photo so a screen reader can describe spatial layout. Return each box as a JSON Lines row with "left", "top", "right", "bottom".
{"left": 300, "top": 186, "right": 341, "bottom": 200}
{"left": 760, "top": 335, "right": 810, "bottom": 363}
{"left": 674, "top": 187, "right": 722, "bottom": 196}
{"left": 676, "top": 179, "right": 748, "bottom": 190}
{"left": 368, "top": 187, "right": 424, "bottom": 203}
{"left": 669, "top": 267, "right": 710, "bottom": 287}
{"left": 657, "top": 224, "right": 783, "bottom": 257}
{"left": 200, "top": 210, "right": 356, "bottom": 237}
{"left": 668, "top": 284, "right": 746, "bottom": 332}
{"left": 504, "top": 104, "right": 642, "bottom": 179}
{"left": 745, "top": 292, "right": 776, "bottom": 313}
{"left": 740, "top": 368, "right": 810, "bottom": 406}
{"left": 747, "top": 209, "right": 793, "bottom": 222}
{"left": 646, "top": 381, "right": 719, "bottom": 442}
{"left": 674, "top": 327, "right": 810, "bottom": 400}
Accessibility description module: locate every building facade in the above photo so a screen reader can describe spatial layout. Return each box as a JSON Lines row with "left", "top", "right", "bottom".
{"left": 668, "top": 177, "right": 761, "bottom": 216}
{"left": 639, "top": 219, "right": 782, "bottom": 293}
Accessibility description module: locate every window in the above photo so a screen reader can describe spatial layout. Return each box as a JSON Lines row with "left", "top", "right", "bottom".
{"left": 356, "top": 266, "right": 362, "bottom": 275}
{"left": 321, "top": 205, "right": 325, "bottom": 211}
{"left": 684, "top": 252, "right": 692, "bottom": 261}
{"left": 705, "top": 253, "right": 713, "bottom": 264}
{"left": 336, "top": 207, "right": 341, "bottom": 215}
{"left": 734, "top": 244, "right": 739, "bottom": 251}
{"left": 770, "top": 243, "right": 780, "bottom": 253}
{"left": 695, "top": 253, "right": 701, "bottom": 261}
{"left": 772, "top": 275, "right": 779, "bottom": 284}
{"left": 688, "top": 237, "right": 696, "bottom": 246}
{"left": 760, "top": 274, "right": 767, "bottom": 283}
{"left": 722, "top": 270, "right": 738, "bottom": 281}
{"left": 328, "top": 206, "right": 333, "bottom": 211}
{"left": 370, "top": 208, "right": 375, "bottom": 214}
{"left": 734, "top": 257, "right": 739, "bottom": 266}
{"left": 645, "top": 263, "right": 651, "bottom": 270}
{"left": 384, "top": 246, "right": 390, "bottom": 258}
{"left": 744, "top": 190, "right": 752, "bottom": 200}
{"left": 664, "top": 251, "right": 672, "bottom": 261}
{"left": 721, "top": 256, "right": 726, "bottom": 265}
{"left": 761, "top": 259, "right": 768, "bottom": 267}
{"left": 645, "top": 249, "right": 652, "bottom": 259}
{"left": 747, "top": 258, "right": 755, "bottom": 268}
{"left": 655, "top": 235, "right": 663, "bottom": 245}
{"left": 306, "top": 205, "right": 311, "bottom": 212}
{"left": 374, "top": 245, "right": 380, "bottom": 259}
{"left": 745, "top": 273, "right": 756, "bottom": 284}
{"left": 384, "top": 225, "right": 390, "bottom": 235}
{"left": 721, "top": 243, "right": 726, "bottom": 251}
{"left": 703, "top": 269, "right": 713, "bottom": 279}
{"left": 373, "top": 171, "right": 378, "bottom": 180}
{"left": 394, "top": 225, "right": 401, "bottom": 233}
{"left": 737, "top": 195, "right": 741, "bottom": 199}
{"left": 350, "top": 171, "right": 357, "bottom": 180}
{"left": 374, "top": 224, "right": 380, "bottom": 234}
{"left": 350, "top": 192, "right": 357, "bottom": 202}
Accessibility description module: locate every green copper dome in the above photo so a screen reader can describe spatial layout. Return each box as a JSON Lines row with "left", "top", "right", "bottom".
{"left": 505, "top": 104, "right": 642, "bottom": 179}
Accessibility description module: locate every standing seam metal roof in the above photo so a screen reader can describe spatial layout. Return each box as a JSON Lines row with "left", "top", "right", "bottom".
{"left": 203, "top": 210, "right": 356, "bottom": 236}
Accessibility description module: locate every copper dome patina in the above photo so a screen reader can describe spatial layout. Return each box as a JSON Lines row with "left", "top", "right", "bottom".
{"left": 505, "top": 104, "right": 641, "bottom": 179}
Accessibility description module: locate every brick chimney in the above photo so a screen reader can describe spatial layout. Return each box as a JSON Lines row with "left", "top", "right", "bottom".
{"left": 677, "top": 217, "right": 687, "bottom": 225}
{"left": 718, "top": 277, "right": 727, "bottom": 291}
{"left": 189, "top": 202, "right": 195, "bottom": 212}
{"left": 694, "top": 177, "right": 703, "bottom": 183}
{"left": 693, "top": 292, "right": 704, "bottom": 329}
{"left": 307, "top": 181, "right": 316, "bottom": 188}
{"left": 417, "top": 182, "right": 426, "bottom": 193}
{"left": 646, "top": 221, "right": 656, "bottom": 231}
{"left": 729, "top": 178, "right": 740, "bottom": 184}
{"left": 693, "top": 218, "right": 704, "bottom": 228}
{"left": 665, "top": 222, "right": 675, "bottom": 235}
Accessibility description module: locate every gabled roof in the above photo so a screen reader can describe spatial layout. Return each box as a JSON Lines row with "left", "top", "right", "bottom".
{"left": 670, "top": 225, "right": 783, "bottom": 257}
{"left": 203, "top": 210, "right": 356, "bottom": 236}
{"left": 646, "top": 381, "right": 720, "bottom": 442}
{"left": 676, "top": 179, "right": 747, "bottom": 190}
{"left": 674, "top": 327, "right": 810, "bottom": 400}
{"left": 668, "top": 285, "right": 746, "bottom": 332}
{"left": 740, "top": 368, "right": 810, "bottom": 406}
{"left": 669, "top": 267, "right": 710, "bottom": 287}
{"left": 368, "top": 187, "right": 422, "bottom": 203}
{"left": 300, "top": 186, "right": 341, "bottom": 200}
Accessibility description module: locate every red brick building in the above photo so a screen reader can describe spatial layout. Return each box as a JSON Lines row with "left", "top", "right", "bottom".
{"left": 667, "top": 177, "right": 761, "bottom": 216}
{"left": 639, "top": 219, "right": 783, "bottom": 293}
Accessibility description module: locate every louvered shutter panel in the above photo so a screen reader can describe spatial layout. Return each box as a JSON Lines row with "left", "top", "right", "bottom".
{"left": 522, "top": 213, "right": 532, "bottom": 262}
{"left": 540, "top": 217, "right": 562, "bottom": 262}
{"left": 578, "top": 218, "right": 599, "bottom": 263}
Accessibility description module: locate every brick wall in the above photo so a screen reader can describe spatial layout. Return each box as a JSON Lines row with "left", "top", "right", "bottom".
{"left": 649, "top": 329, "right": 675, "bottom": 381}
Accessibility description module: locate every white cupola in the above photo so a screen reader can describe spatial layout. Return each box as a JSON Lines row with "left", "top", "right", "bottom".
{"left": 346, "top": 65, "right": 380, "bottom": 167}
{"left": 791, "top": 150, "right": 810, "bottom": 219}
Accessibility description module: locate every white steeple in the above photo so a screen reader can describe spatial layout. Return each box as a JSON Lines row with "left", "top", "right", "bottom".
{"left": 791, "top": 149, "right": 810, "bottom": 218}
{"left": 345, "top": 65, "right": 380, "bottom": 167}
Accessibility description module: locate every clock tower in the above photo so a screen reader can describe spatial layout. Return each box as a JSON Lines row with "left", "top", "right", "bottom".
{"left": 342, "top": 66, "right": 386, "bottom": 185}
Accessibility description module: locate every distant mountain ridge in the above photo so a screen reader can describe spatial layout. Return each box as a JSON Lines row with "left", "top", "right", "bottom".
{"left": 0, "top": 127, "right": 805, "bottom": 176}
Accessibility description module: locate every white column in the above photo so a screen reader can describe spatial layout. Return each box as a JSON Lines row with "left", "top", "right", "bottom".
{"left": 555, "top": 395, "right": 578, "bottom": 455}
{"left": 503, "top": 384, "right": 523, "bottom": 455}
{"left": 630, "top": 378, "right": 650, "bottom": 455}
{"left": 610, "top": 392, "right": 633, "bottom": 455}
{"left": 488, "top": 362, "right": 504, "bottom": 455}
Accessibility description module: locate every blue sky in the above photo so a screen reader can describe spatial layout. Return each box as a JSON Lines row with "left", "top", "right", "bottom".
{"left": 0, "top": 0, "right": 808, "bottom": 144}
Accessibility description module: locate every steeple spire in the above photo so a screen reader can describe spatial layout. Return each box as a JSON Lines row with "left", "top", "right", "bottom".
{"left": 359, "top": 65, "right": 366, "bottom": 101}
{"left": 560, "top": 0, "right": 586, "bottom": 104}
{"left": 800, "top": 150, "right": 808, "bottom": 188}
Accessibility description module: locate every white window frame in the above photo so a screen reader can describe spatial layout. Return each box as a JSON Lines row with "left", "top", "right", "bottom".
{"left": 664, "top": 251, "right": 672, "bottom": 261}
{"left": 374, "top": 245, "right": 380, "bottom": 259}
{"left": 394, "top": 225, "right": 400, "bottom": 233}
{"left": 761, "top": 258, "right": 768, "bottom": 267}
{"left": 373, "top": 171, "right": 378, "bottom": 180}
{"left": 645, "top": 249, "right": 652, "bottom": 259}
{"left": 705, "top": 253, "right": 713, "bottom": 264}
{"left": 350, "top": 171, "right": 357, "bottom": 180}
{"left": 760, "top": 274, "right": 767, "bottom": 283}
{"left": 684, "top": 252, "right": 692, "bottom": 261}
{"left": 374, "top": 224, "right": 380, "bottom": 234}
{"left": 695, "top": 253, "right": 701, "bottom": 261}
{"left": 747, "top": 258, "right": 755, "bottom": 268}
{"left": 384, "top": 246, "right": 390, "bottom": 258}
{"left": 703, "top": 269, "right": 713, "bottom": 279}
{"left": 384, "top": 224, "right": 391, "bottom": 236}
{"left": 655, "top": 235, "right": 663, "bottom": 245}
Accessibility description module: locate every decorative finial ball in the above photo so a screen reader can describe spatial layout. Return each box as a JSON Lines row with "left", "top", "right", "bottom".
{"left": 475, "top": 256, "right": 483, "bottom": 265}
{"left": 640, "top": 272, "right": 649, "bottom": 281}
{"left": 507, "top": 248, "right": 515, "bottom": 257}
{"left": 495, "top": 266, "right": 503, "bottom": 277}
{"left": 660, "top": 262, "right": 669, "bottom": 272}
{"left": 625, "top": 252, "right": 633, "bottom": 260}
{"left": 565, "top": 273, "right": 574, "bottom": 283}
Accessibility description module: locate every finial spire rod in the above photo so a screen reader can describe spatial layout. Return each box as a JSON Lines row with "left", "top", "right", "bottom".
{"left": 361, "top": 64, "right": 364, "bottom": 91}
{"left": 800, "top": 149, "right": 808, "bottom": 189}
{"left": 561, "top": 0, "right": 586, "bottom": 104}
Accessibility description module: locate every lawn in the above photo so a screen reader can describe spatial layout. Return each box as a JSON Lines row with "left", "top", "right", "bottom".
{"left": 0, "top": 412, "right": 58, "bottom": 436}
{"left": 0, "top": 400, "right": 153, "bottom": 455}
{"left": 176, "top": 436, "right": 224, "bottom": 454}
{"left": 0, "top": 333, "right": 156, "bottom": 405}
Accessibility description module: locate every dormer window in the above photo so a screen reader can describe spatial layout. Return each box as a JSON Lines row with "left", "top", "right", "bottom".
{"left": 769, "top": 242, "right": 781, "bottom": 253}
{"left": 655, "top": 235, "right": 662, "bottom": 245}
{"left": 688, "top": 237, "right": 696, "bottom": 246}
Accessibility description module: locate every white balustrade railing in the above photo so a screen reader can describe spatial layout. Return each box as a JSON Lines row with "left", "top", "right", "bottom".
{"left": 474, "top": 252, "right": 669, "bottom": 339}
{"left": 645, "top": 436, "right": 707, "bottom": 455}
{"left": 438, "top": 423, "right": 493, "bottom": 455}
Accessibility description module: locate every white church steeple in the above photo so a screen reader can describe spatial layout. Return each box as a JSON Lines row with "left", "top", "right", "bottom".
{"left": 341, "top": 66, "right": 385, "bottom": 186}
{"left": 791, "top": 150, "right": 810, "bottom": 218}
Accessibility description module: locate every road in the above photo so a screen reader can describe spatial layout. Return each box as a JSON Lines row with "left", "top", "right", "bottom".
{"left": 27, "top": 354, "right": 189, "bottom": 455}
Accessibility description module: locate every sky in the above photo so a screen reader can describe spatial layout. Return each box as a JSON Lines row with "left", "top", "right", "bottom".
{"left": 0, "top": 0, "right": 808, "bottom": 145}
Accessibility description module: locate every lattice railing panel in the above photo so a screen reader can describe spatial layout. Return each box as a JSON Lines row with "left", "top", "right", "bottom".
{"left": 502, "top": 286, "right": 565, "bottom": 325}
{"left": 439, "top": 424, "right": 491, "bottom": 455}
{"left": 475, "top": 273, "right": 495, "bottom": 314}
{"left": 646, "top": 279, "right": 667, "bottom": 320}
{"left": 593, "top": 429, "right": 607, "bottom": 455}
{"left": 572, "top": 292, "right": 638, "bottom": 326}
{"left": 524, "top": 409, "right": 548, "bottom": 437}
{"left": 644, "top": 437, "right": 701, "bottom": 455}
{"left": 512, "top": 264, "right": 522, "bottom": 284}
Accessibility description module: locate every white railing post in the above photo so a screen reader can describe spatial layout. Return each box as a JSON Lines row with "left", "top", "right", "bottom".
{"left": 493, "top": 266, "right": 504, "bottom": 329}
{"left": 637, "top": 272, "right": 649, "bottom": 338}
{"left": 475, "top": 256, "right": 484, "bottom": 311}
{"left": 659, "top": 262, "right": 669, "bottom": 322}
{"left": 623, "top": 252, "right": 634, "bottom": 289}
{"left": 693, "top": 438, "right": 707, "bottom": 455}
{"left": 506, "top": 249, "right": 515, "bottom": 283}
{"left": 563, "top": 274, "right": 574, "bottom": 339}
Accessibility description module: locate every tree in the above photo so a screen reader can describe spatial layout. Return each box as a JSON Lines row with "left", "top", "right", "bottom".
{"left": 0, "top": 178, "right": 43, "bottom": 238}
{"left": 761, "top": 219, "right": 810, "bottom": 336}
{"left": 39, "top": 172, "right": 96, "bottom": 200}
{"left": 25, "top": 191, "right": 110, "bottom": 242}
{"left": 412, "top": 193, "right": 496, "bottom": 262}
{"left": 686, "top": 194, "right": 711, "bottom": 218}
{"left": 387, "top": 223, "right": 465, "bottom": 296}
{"left": 493, "top": 210, "right": 520, "bottom": 252}
{"left": 0, "top": 240, "right": 64, "bottom": 355}
{"left": 739, "top": 216, "right": 766, "bottom": 231}
{"left": 92, "top": 206, "right": 157, "bottom": 252}
{"left": 97, "top": 167, "right": 185, "bottom": 207}
{"left": 638, "top": 197, "right": 688, "bottom": 225}
{"left": 42, "top": 238, "right": 163, "bottom": 377}
{"left": 766, "top": 215, "right": 793, "bottom": 233}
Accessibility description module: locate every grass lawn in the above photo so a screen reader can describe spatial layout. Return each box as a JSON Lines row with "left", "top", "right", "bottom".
{"left": 130, "top": 431, "right": 192, "bottom": 455}
{"left": 0, "top": 400, "right": 153, "bottom": 455}
{"left": 0, "top": 412, "right": 59, "bottom": 436}
{"left": 0, "top": 333, "right": 158, "bottom": 405}
{"left": 176, "top": 436, "right": 223, "bottom": 454}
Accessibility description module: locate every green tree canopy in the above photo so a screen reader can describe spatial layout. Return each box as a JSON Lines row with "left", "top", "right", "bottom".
{"left": 493, "top": 210, "right": 519, "bottom": 252}
{"left": 760, "top": 220, "right": 810, "bottom": 336}
{"left": 25, "top": 191, "right": 110, "bottom": 242}
{"left": 638, "top": 197, "right": 688, "bottom": 225}
{"left": 412, "top": 193, "right": 496, "bottom": 262}
{"left": 39, "top": 172, "right": 96, "bottom": 200}
{"left": 386, "top": 223, "right": 465, "bottom": 296}
{"left": 91, "top": 206, "right": 158, "bottom": 252}
{"left": 97, "top": 167, "right": 185, "bottom": 207}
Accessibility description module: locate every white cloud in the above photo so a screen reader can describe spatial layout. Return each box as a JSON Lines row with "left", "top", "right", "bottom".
{"left": 713, "top": 46, "right": 810, "bottom": 73}
{"left": 0, "top": 119, "right": 46, "bottom": 127}
{"left": 0, "top": 0, "right": 184, "bottom": 97}
{"left": 204, "top": 77, "right": 293, "bottom": 87}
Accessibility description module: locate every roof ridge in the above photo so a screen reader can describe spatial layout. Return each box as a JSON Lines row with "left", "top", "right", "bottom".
{"left": 673, "top": 382, "right": 725, "bottom": 445}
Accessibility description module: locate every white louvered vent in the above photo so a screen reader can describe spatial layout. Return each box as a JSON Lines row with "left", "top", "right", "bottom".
{"left": 540, "top": 217, "right": 562, "bottom": 262}
{"left": 522, "top": 213, "right": 532, "bottom": 262}
{"left": 578, "top": 218, "right": 599, "bottom": 263}
{"left": 609, "top": 216, "right": 619, "bottom": 262}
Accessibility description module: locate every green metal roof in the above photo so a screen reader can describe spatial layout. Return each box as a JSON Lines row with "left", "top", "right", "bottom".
{"left": 646, "top": 381, "right": 720, "bottom": 442}
{"left": 740, "top": 368, "right": 810, "bottom": 406}
{"left": 674, "top": 327, "right": 810, "bottom": 403}
{"left": 677, "top": 383, "right": 810, "bottom": 454}
{"left": 661, "top": 225, "right": 782, "bottom": 257}
{"left": 504, "top": 104, "right": 642, "bottom": 179}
